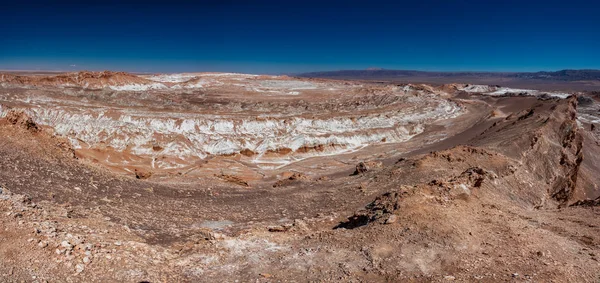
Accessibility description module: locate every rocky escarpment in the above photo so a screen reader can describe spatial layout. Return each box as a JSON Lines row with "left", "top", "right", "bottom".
{"left": 550, "top": 99, "right": 584, "bottom": 204}
{"left": 0, "top": 74, "right": 464, "bottom": 173}
{"left": 4, "top": 109, "right": 40, "bottom": 133}
{"left": 445, "top": 96, "right": 589, "bottom": 207}
{"left": 322, "top": 96, "right": 599, "bottom": 282}
{"left": 0, "top": 71, "right": 166, "bottom": 91}
{"left": 515, "top": 97, "right": 585, "bottom": 206}
{"left": 340, "top": 96, "right": 592, "bottom": 236}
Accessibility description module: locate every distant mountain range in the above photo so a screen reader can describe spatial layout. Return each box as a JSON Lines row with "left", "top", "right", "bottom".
{"left": 298, "top": 69, "right": 600, "bottom": 81}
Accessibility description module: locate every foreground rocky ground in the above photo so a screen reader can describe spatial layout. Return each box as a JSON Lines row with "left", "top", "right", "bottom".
{"left": 0, "top": 72, "right": 599, "bottom": 282}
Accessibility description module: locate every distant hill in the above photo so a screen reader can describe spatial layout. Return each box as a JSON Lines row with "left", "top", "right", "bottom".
{"left": 298, "top": 69, "right": 600, "bottom": 82}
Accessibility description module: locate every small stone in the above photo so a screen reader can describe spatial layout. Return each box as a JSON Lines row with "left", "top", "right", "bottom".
{"left": 211, "top": 232, "right": 226, "bottom": 240}
{"left": 55, "top": 249, "right": 63, "bottom": 255}
{"left": 114, "top": 241, "right": 122, "bottom": 246}
{"left": 444, "top": 275, "right": 456, "bottom": 280}
{"left": 197, "top": 228, "right": 217, "bottom": 240}
{"left": 61, "top": 241, "right": 72, "bottom": 249}
{"left": 83, "top": 257, "right": 90, "bottom": 264}
{"left": 134, "top": 169, "right": 152, "bottom": 179}
{"left": 353, "top": 162, "right": 370, "bottom": 175}
{"left": 38, "top": 241, "right": 48, "bottom": 248}
{"left": 267, "top": 225, "right": 288, "bottom": 232}
{"left": 512, "top": 273, "right": 519, "bottom": 277}
{"left": 385, "top": 214, "right": 398, "bottom": 224}
{"left": 75, "top": 264, "right": 85, "bottom": 273}
{"left": 293, "top": 219, "right": 309, "bottom": 231}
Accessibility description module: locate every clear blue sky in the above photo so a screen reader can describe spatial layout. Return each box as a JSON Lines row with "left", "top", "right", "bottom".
{"left": 1, "top": 0, "right": 598, "bottom": 74}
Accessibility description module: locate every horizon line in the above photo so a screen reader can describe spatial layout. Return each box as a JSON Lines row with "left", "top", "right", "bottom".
{"left": 1, "top": 67, "right": 599, "bottom": 76}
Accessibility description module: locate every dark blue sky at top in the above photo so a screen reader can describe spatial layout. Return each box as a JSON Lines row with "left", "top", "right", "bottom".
{"left": 1, "top": 0, "right": 598, "bottom": 74}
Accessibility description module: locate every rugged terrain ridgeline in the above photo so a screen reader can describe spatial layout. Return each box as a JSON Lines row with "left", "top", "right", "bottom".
{"left": 298, "top": 69, "right": 600, "bottom": 81}
{"left": 0, "top": 71, "right": 599, "bottom": 282}
{"left": 298, "top": 69, "right": 600, "bottom": 92}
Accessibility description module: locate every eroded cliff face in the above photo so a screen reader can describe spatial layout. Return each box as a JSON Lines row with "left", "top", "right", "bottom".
{"left": 510, "top": 97, "right": 586, "bottom": 207}
{"left": 551, "top": 99, "right": 584, "bottom": 204}
{"left": 0, "top": 72, "right": 464, "bottom": 173}
{"left": 475, "top": 96, "right": 590, "bottom": 207}
{"left": 11, "top": 98, "right": 458, "bottom": 164}
{"left": 1, "top": 71, "right": 166, "bottom": 90}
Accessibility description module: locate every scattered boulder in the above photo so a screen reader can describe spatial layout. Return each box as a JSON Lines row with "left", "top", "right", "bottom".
{"left": 427, "top": 166, "right": 499, "bottom": 200}
{"left": 569, "top": 197, "right": 600, "bottom": 207}
{"left": 457, "top": 167, "right": 495, "bottom": 187}
{"left": 354, "top": 162, "right": 369, "bottom": 174}
{"left": 135, "top": 169, "right": 153, "bottom": 180}
{"left": 268, "top": 219, "right": 310, "bottom": 232}
{"left": 61, "top": 240, "right": 73, "bottom": 250}
{"left": 385, "top": 214, "right": 398, "bottom": 224}
{"left": 316, "top": 176, "right": 330, "bottom": 182}
{"left": 196, "top": 228, "right": 222, "bottom": 241}
{"left": 75, "top": 264, "right": 85, "bottom": 273}
{"left": 239, "top": 148, "right": 256, "bottom": 157}
{"left": 273, "top": 172, "right": 310, "bottom": 187}
{"left": 429, "top": 151, "right": 465, "bottom": 162}
{"left": 292, "top": 219, "right": 309, "bottom": 231}
{"left": 216, "top": 173, "right": 250, "bottom": 187}
{"left": 267, "top": 225, "right": 289, "bottom": 232}
{"left": 5, "top": 110, "right": 40, "bottom": 132}
{"left": 352, "top": 161, "right": 383, "bottom": 175}
{"left": 358, "top": 182, "right": 369, "bottom": 193}
{"left": 336, "top": 191, "right": 401, "bottom": 229}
